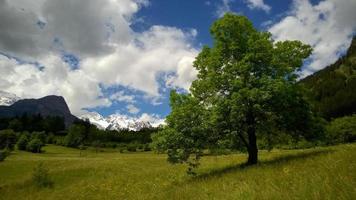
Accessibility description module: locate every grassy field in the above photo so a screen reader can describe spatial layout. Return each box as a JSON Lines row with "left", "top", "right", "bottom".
{"left": 0, "top": 144, "right": 355, "bottom": 200}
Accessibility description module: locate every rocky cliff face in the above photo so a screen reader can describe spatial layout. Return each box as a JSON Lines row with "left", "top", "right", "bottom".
{"left": 0, "top": 95, "right": 77, "bottom": 127}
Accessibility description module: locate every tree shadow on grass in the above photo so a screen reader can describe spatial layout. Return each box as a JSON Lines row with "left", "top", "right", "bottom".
{"left": 191, "top": 149, "right": 334, "bottom": 181}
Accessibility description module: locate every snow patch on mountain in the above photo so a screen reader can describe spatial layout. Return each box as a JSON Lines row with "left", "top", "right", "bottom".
{"left": 80, "top": 112, "right": 165, "bottom": 131}
{"left": 0, "top": 91, "right": 21, "bottom": 106}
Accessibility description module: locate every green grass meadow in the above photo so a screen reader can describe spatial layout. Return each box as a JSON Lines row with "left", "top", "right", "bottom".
{"left": 0, "top": 144, "right": 355, "bottom": 200}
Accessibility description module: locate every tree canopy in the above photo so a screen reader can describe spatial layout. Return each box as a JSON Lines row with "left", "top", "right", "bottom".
{"left": 152, "top": 13, "right": 314, "bottom": 172}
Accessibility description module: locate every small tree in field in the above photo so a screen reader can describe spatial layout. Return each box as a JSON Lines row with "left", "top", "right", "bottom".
{"left": 152, "top": 13, "right": 313, "bottom": 170}
{"left": 32, "top": 162, "right": 53, "bottom": 188}
{"left": 17, "top": 132, "right": 30, "bottom": 150}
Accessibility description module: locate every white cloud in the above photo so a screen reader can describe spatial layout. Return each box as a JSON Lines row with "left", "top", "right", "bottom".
{"left": 0, "top": 54, "right": 111, "bottom": 115}
{"left": 245, "top": 0, "right": 271, "bottom": 13}
{"left": 126, "top": 104, "right": 140, "bottom": 114}
{"left": 165, "top": 56, "right": 198, "bottom": 91}
{"left": 0, "top": 0, "right": 199, "bottom": 115}
{"left": 110, "top": 91, "right": 135, "bottom": 103}
{"left": 216, "top": 0, "right": 234, "bottom": 17}
{"left": 269, "top": 0, "right": 356, "bottom": 76}
{"left": 81, "top": 26, "right": 198, "bottom": 96}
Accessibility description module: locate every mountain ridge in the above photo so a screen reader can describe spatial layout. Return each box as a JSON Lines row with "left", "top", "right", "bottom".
{"left": 0, "top": 94, "right": 78, "bottom": 127}
{"left": 80, "top": 112, "right": 164, "bottom": 131}
{"left": 300, "top": 36, "right": 356, "bottom": 119}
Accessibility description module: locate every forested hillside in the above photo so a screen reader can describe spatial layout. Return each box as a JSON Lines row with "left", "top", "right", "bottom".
{"left": 301, "top": 36, "right": 356, "bottom": 119}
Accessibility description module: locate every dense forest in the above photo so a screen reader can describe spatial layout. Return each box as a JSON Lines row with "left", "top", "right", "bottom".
{"left": 301, "top": 36, "right": 356, "bottom": 119}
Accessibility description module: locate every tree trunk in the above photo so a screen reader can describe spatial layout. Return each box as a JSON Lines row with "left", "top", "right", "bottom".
{"left": 247, "top": 112, "right": 258, "bottom": 165}
{"left": 247, "top": 130, "right": 258, "bottom": 165}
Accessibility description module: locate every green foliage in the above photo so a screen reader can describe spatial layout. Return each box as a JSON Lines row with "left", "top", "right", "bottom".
{"left": 143, "top": 144, "right": 151, "bottom": 151}
{"left": 0, "top": 149, "right": 10, "bottom": 162}
{"left": 54, "top": 136, "right": 65, "bottom": 146}
{"left": 46, "top": 132, "right": 55, "bottom": 144}
{"left": 0, "top": 129, "right": 17, "bottom": 150}
{"left": 126, "top": 143, "right": 138, "bottom": 152}
{"left": 326, "top": 115, "right": 356, "bottom": 144}
{"left": 8, "top": 118, "right": 23, "bottom": 132}
{"left": 64, "top": 124, "right": 86, "bottom": 148}
{"left": 31, "top": 131, "right": 47, "bottom": 143}
{"left": 152, "top": 91, "right": 210, "bottom": 174}
{"left": 16, "top": 132, "right": 30, "bottom": 150}
{"left": 0, "top": 114, "right": 65, "bottom": 134}
{"left": 26, "top": 138, "right": 44, "bottom": 153}
{"left": 58, "top": 119, "right": 159, "bottom": 149}
{"left": 153, "top": 13, "right": 314, "bottom": 171}
{"left": 31, "top": 162, "right": 53, "bottom": 188}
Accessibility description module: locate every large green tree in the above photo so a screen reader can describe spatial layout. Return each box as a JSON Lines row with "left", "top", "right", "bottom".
{"left": 153, "top": 14, "right": 313, "bottom": 168}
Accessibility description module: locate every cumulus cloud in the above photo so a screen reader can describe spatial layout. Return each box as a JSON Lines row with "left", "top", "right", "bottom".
{"left": 165, "top": 56, "right": 198, "bottom": 91}
{"left": 126, "top": 104, "right": 140, "bottom": 114}
{"left": 0, "top": 0, "right": 199, "bottom": 115}
{"left": 216, "top": 0, "right": 235, "bottom": 17}
{"left": 269, "top": 0, "right": 356, "bottom": 76}
{"left": 245, "top": 0, "right": 271, "bottom": 13}
{"left": 0, "top": 54, "right": 111, "bottom": 115}
{"left": 110, "top": 91, "right": 135, "bottom": 103}
{"left": 81, "top": 26, "right": 198, "bottom": 96}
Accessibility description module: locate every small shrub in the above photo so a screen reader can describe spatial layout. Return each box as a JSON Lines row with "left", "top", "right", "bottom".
{"left": 137, "top": 144, "right": 144, "bottom": 151}
{"left": 17, "top": 133, "right": 30, "bottom": 150}
{"left": 27, "top": 139, "right": 44, "bottom": 153}
{"left": 143, "top": 144, "right": 151, "bottom": 151}
{"left": 326, "top": 115, "right": 356, "bottom": 144}
{"left": 117, "top": 143, "right": 127, "bottom": 153}
{"left": 105, "top": 142, "right": 117, "bottom": 148}
{"left": 54, "top": 137, "right": 65, "bottom": 146}
{"left": 0, "top": 129, "right": 17, "bottom": 150}
{"left": 126, "top": 143, "right": 137, "bottom": 152}
{"left": 64, "top": 124, "right": 85, "bottom": 148}
{"left": 31, "top": 132, "right": 47, "bottom": 144}
{"left": 32, "top": 162, "right": 53, "bottom": 188}
{"left": 0, "top": 149, "right": 10, "bottom": 162}
{"left": 46, "top": 133, "right": 55, "bottom": 144}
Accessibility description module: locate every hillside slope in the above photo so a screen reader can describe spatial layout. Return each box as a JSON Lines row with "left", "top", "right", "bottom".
{"left": 301, "top": 36, "right": 356, "bottom": 119}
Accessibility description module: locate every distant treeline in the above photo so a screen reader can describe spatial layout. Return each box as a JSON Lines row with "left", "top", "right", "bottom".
{"left": 0, "top": 114, "right": 65, "bottom": 133}
{"left": 0, "top": 114, "right": 161, "bottom": 154}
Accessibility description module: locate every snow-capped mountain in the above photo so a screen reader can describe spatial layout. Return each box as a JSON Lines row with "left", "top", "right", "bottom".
{"left": 80, "top": 112, "right": 164, "bottom": 131}
{"left": 0, "top": 91, "right": 21, "bottom": 106}
{"left": 80, "top": 112, "right": 110, "bottom": 129}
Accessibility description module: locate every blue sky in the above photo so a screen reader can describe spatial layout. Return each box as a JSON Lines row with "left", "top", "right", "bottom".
{"left": 0, "top": 0, "right": 355, "bottom": 121}
{"left": 134, "top": 0, "right": 291, "bottom": 46}
{"left": 91, "top": 0, "right": 296, "bottom": 118}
